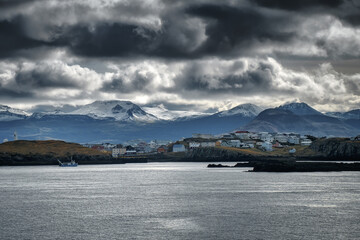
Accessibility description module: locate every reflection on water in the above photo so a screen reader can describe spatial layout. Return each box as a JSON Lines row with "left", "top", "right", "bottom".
{"left": 0, "top": 162, "right": 359, "bottom": 240}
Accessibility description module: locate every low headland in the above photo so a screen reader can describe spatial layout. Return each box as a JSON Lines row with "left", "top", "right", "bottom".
{"left": 0, "top": 138, "right": 359, "bottom": 172}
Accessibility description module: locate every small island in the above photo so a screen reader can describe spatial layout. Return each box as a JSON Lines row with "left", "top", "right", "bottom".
{"left": 207, "top": 161, "right": 360, "bottom": 172}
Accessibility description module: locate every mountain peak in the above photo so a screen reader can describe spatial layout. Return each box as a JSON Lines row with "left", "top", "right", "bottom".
{"left": 277, "top": 102, "right": 322, "bottom": 116}
{"left": 70, "top": 100, "right": 157, "bottom": 122}
{"left": 216, "top": 103, "right": 264, "bottom": 117}
{"left": 0, "top": 104, "right": 30, "bottom": 121}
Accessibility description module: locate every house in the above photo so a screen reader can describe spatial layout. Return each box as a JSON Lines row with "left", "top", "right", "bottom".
{"left": 235, "top": 131, "right": 250, "bottom": 140}
{"left": 273, "top": 142, "right": 283, "bottom": 148}
{"left": 112, "top": 148, "right": 126, "bottom": 157}
{"left": 261, "top": 142, "right": 273, "bottom": 151}
{"left": 288, "top": 136, "right": 300, "bottom": 145}
{"left": 243, "top": 141, "right": 256, "bottom": 148}
{"left": 260, "top": 132, "right": 274, "bottom": 143}
{"left": 125, "top": 150, "right": 137, "bottom": 155}
{"left": 189, "top": 142, "right": 201, "bottom": 148}
{"left": 275, "top": 134, "right": 288, "bottom": 143}
{"left": 301, "top": 138, "right": 312, "bottom": 146}
{"left": 157, "top": 145, "right": 168, "bottom": 153}
{"left": 249, "top": 133, "right": 260, "bottom": 140}
{"left": 244, "top": 143, "right": 254, "bottom": 148}
{"left": 173, "top": 144, "right": 186, "bottom": 152}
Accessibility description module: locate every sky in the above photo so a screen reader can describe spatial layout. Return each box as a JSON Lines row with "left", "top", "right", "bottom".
{"left": 0, "top": 0, "right": 359, "bottom": 113}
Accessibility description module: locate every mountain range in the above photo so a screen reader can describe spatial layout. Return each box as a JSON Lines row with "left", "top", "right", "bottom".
{"left": 0, "top": 101, "right": 358, "bottom": 143}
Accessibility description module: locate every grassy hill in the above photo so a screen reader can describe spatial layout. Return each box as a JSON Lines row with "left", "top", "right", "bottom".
{"left": 0, "top": 140, "right": 109, "bottom": 157}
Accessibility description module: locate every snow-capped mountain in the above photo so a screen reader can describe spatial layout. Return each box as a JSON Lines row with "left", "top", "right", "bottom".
{"left": 215, "top": 103, "right": 264, "bottom": 117}
{"left": 69, "top": 100, "right": 158, "bottom": 122}
{"left": 277, "top": 102, "right": 323, "bottom": 116}
{"left": 143, "top": 104, "right": 210, "bottom": 121}
{"left": 0, "top": 105, "right": 30, "bottom": 121}
{"left": 2, "top": 100, "right": 359, "bottom": 142}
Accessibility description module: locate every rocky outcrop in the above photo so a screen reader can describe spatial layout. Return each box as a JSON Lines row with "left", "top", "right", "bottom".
{"left": 310, "top": 138, "right": 360, "bottom": 160}
{"left": 252, "top": 161, "right": 360, "bottom": 172}
{"left": 0, "top": 153, "right": 122, "bottom": 166}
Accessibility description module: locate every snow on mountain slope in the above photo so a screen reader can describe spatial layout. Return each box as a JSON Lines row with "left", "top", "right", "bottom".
{"left": 215, "top": 103, "right": 264, "bottom": 117}
{"left": 143, "top": 104, "right": 211, "bottom": 121}
{"left": 0, "top": 105, "right": 30, "bottom": 121}
{"left": 277, "top": 102, "right": 322, "bottom": 116}
{"left": 69, "top": 100, "right": 158, "bottom": 122}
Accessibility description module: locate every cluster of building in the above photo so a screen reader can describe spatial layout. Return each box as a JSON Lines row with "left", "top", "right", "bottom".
{"left": 187, "top": 131, "right": 312, "bottom": 152}
{"left": 83, "top": 140, "right": 173, "bottom": 158}
{"left": 83, "top": 130, "right": 314, "bottom": 157}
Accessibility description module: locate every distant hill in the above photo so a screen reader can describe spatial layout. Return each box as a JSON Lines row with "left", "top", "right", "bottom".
{"left": 244, "top": 103, "right": 357, "bottom": 136}
{"left": 277, "top": 102, "right": 322, "bottom": 116}
{"left": 326, "top": 109, "right": 360, "bottom": 119}
{"left": 0, "top": 140, "right": 108, "bottom": 157}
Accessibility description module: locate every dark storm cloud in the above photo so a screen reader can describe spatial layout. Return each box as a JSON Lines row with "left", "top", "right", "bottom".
{"left": 57, "top": 23, "right": 156, "bottom": 58}
{"left": 254, "top": 0, "right": 360, "bottom": 27}
{"left": 56, "top": 20, "right": 206, "bottom": 59}
{"left": 0, "top": 0, "right": 358, "bottom": 59}
{"left": 186, "top": 4, "right": 294, "bottom": 56}
{"left": 253, "top": 0, "right": 344, "bottom": 10}
{"left": 102, "top": 71, "right": 153, "bottom": 93}
{"left": 0, "top": 18, "right": 48, "bottom": 58}
{"left": 14, "top": 68, "right": 78, "bottom": 89}
{"left": 0, "top": 0, "right": 36, "bottom": 8}
{"left": 0, "top": 83, "right": 34, "bottom": 98}
{"left": 59, "top": 4, "right": 295, "bottom": 58}
{"left": 172, "top": 60, "right": 292, "bottom": 96}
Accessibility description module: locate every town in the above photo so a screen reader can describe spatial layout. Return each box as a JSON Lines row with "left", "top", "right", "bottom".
{"left": 82, "top": 131, "right": 317, "bottom": 158}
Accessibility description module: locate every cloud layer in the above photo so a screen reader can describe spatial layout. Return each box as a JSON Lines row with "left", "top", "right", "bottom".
{"left": 0, "top": 0, "right": 359, "bottom": 112}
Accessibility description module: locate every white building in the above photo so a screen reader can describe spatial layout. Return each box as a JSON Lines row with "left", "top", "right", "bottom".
{"left": 301, "top": 138, "right": 312, "bottom": 146}
{"left": 275, "top": 134, "right": 288, "bottom": 143}
{"left": 249, "top": 133, "right": 260, "bottom": 139}
{"left": 189, "top": 142, "right": 201, "bottom": 148}
{"left": 261, "top": 142, "right": 273, "bottom": 151}
{"left": 260, "top": 132, "right": 274, "bottom": 143}
{"left": 288, "top": 136, "right": 300, "bottom": 145}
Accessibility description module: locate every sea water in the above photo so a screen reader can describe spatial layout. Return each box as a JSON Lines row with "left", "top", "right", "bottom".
{"left": 0, "top": 162, "right": 359, "bottom": 240}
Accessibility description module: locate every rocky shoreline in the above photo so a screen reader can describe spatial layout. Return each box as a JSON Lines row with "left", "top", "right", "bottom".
{"left": 207, "top": 161, "right": 360, "bottom": 172}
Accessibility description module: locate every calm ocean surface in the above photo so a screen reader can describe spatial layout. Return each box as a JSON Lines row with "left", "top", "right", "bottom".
{"left": 0, "top": 162, "right": 359, "bottom": 240}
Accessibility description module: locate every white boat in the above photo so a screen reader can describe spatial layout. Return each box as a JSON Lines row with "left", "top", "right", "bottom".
{"left": 57, "top": 157, "right": 78, "bottom": 167}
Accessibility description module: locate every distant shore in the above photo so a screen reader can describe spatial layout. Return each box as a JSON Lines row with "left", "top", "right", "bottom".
{"left": 0, "top": 139, "right": 359, "bottom": 167}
